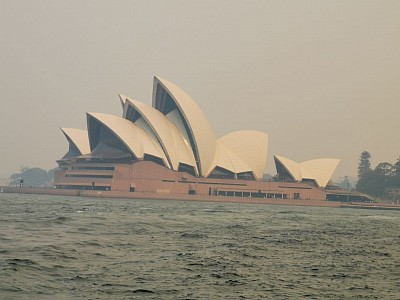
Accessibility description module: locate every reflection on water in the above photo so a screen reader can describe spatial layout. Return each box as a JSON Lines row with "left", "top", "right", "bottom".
{"left": 1, "top": 193, "right": 399, "bottom": 299}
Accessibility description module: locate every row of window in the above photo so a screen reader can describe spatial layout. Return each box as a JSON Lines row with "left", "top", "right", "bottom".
{"left": 216, "top": 190, "right": 289, "bottom": 199}
{"left": 70, "top": 166, "right": 115, "bottom": 171}
{"left": 65, "top": 174, "right": 113, "bottom": 178}
{"left": 57, "top": 185, "right": 110, "bottom": 191}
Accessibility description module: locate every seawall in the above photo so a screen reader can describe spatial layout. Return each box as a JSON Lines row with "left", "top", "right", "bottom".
{"left": 1, "top": 186, "right": 342, "bottom": 207}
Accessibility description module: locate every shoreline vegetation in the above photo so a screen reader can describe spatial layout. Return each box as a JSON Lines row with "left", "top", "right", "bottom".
{"left": 356, "top": 152, "right": 400, "bottom": 201}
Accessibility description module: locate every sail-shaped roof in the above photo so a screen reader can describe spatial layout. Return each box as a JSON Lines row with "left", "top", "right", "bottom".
{"left": 152, "top": 76, "right": 216, "bottom": 177}
{"left": 120, "top": 95, "right": 198, "bottom": 174}
{"left": 218, "top": 131, "right": 268, "bottom": 179}
{"left": 87, "top": 112, "right": 168, "bottom": 165}
{"left": 60, "top": 128, "right": 90, "bottom": 156}
{"left": 300, "top": 159, "right": 340, "bottom": 187}
{"left": 274, "top": 155, "right": 340, "bottom": 187}
{"left": 274, "top": 155, "right": 302, "bottom": 181}
{"left": 59, "top": 76, "right": 274, "bottom": 182}
{"left": 212, "top": 142, "right": 252, "bottom": 175}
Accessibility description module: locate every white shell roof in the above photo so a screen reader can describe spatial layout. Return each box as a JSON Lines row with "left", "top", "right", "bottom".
{"left": 213, "top": 142, "right": 252, "bottom": 175}
{"left": 274, "top": 155, "right": 302, "bottom": 181}
{"left": 60, "top": 76, "right": 274, "bottom": 181}
{"left": 218, "top": 131, "right": 268, "bottom": 179}
{"left": 165, "top": 109, "right": 192, "bottom": 147}
{"left": 87, "top": 112, "right": 168, "bottom": 165}
{"left": 274, "top": 155, "right": 340, "bottom": 187}
{"left": 60, "top": 128, "right": 90, "bottom": 155}
{"left": 121, "top": 95, "right": 198, "bottom": 174}
{"left": 300, "top": 159, "right": 340, "bottom": 187}
{"left": 152, "top": 76, "right": 216, "bottom": 177}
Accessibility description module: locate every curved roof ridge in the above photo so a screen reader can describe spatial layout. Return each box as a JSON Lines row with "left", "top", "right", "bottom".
{"left": 214, "top": 142, "right": 252, "bottom": 174}
{"left": 87, "top": 112, "right": 168, "bottom": 166}
{"left": 274, "top": 155, "right": 340, "bottom": 187}
{"left": 60, "top": 127, "right": 90, "bottom": 155}
{"left": 166, "top": 122, "right": 198, "bottom": 173}
{"left": 123, "top": 97, "right": 198, "bottom": 173}
{"left": 218, "top": 130, "right": 268, "bottom": 179}
{"left": 152, "top": 76, "right": 216, "bottom": 177}
{"left": 273, "top": 155, "right": 302, "bottom": 181}
{"left": 299, "top": 158, "right": 340, "bottom": 187}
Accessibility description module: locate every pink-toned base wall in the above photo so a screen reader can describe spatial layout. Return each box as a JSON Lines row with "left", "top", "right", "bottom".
{"left": 54, "top": 161, "right": 327, "bottom": 201}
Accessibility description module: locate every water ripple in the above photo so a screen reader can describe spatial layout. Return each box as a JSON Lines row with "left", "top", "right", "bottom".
{"left": 0, "top": 193, "right": 399, "bottom": 299}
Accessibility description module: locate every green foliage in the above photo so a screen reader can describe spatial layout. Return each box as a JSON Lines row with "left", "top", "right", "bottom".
{"left": 356, "top": 153, "right": 399, "bottom": 199}
{"left": 9, "top": 167, "right": 54, "bottom": 187}
{"left": 357, "top": 171, "right": 387, "bottom": 197}
{"left": 395, "top": 156, "right": 400, "bottom": 168}
{"left": 358, "top": 151, "right": 371, "bottom": 180}
{"left": 393, "top": 157, "right": 400, "bottom": 184}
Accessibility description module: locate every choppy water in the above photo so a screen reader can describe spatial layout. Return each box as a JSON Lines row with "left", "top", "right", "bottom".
{"left": 1, "top": 193, "right": 399, "bottom": 299}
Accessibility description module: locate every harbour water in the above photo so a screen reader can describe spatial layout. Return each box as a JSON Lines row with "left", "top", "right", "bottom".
{"left": 1, "top": 193, "right": 399, "bottom": 299}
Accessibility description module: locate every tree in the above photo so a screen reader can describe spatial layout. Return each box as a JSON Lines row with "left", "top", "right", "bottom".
{"left": 9, "top": 167, "right": 53, "bottom": 187}
{"left": 356, "top": 155, "right": 400, "bottom": 199}
{"left": 356, "top": 171, "right": 382, "bottom": 196}
{"left": 374, "top": 162, "right": 393, "bottom": 177}
{"left": 358, "top": 151, "right": 371, "bottom": 180}
{"left": 9, "top": 173, "right": 22, "bottom": 186}
{"left": 391, "top": 156, "right": 400, "bottom": 187}
{"left": 394, "top": 157, "right": 400, "bottom": 177}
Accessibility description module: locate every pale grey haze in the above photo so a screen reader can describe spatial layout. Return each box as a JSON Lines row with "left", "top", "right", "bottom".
{"left": 1, "top": 0, "right": 399, "bottom": 179}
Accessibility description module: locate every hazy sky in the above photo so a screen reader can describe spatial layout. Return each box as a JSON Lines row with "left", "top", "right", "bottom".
{"left": 1, "top": 0, "right": 399, "bottom": 179}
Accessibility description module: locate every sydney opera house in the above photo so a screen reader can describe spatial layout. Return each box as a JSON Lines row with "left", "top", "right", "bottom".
{"left": 54, "top": 76, "right": 366, "bottom": 202}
